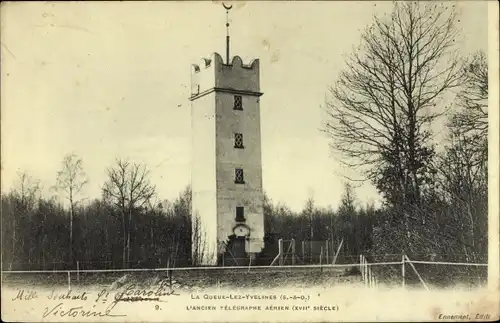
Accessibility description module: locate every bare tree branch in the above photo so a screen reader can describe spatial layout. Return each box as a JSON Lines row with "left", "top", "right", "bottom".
{"left": 101, "top": 158, "right": 156, "bottom": 268}
{"left": 323, "top": 2, "right": 464, "bottom": 207}
{"left": 54, "top": 153, "right": 88, "bottom": 266}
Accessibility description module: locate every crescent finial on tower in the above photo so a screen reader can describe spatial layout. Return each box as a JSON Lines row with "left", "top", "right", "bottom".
{"left": 223, "top": 3, "right": 233, "bottom": 64}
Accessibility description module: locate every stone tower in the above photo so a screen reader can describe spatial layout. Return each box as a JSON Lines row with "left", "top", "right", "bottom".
{"left": 189, "top": 52, "right": 265, "bottom": 266}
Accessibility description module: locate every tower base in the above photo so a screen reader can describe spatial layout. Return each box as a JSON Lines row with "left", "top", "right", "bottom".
{"left": 217, "top": 236, "right": 263, "bottom": 266}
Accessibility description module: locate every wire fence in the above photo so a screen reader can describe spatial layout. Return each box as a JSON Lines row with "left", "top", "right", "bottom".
{"left": 405, "top": 260, "right": 488, "bottom": 288}
{"left": 1, "top": 256, "right": 488, "bottom": 292}
{"left": 3, "top": 237, "right": 486, "bottom": 271}
{"left": 2, "top": 239, "right": 488, "bottom": 290}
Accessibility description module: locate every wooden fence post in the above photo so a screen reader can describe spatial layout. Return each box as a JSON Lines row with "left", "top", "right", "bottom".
{"left": 404, "top": 255, "right": 430, "bottom": 291}
{"left": 291, "top": 239, "right": 296, "bottom": 265}
{"left": 359, "top": 255, "right": 363, "bottom": 277}
{"left": 361, "top": 255, "right": 366, "bottom": 283}
{"left": 76, "top": 261, "right": 80, "bottom": 282}
{"left": 333, "top": 239, "right": 343, "bottom": 264}
{"left": 278, "top": 239, "right": 284, "bottom": 266}
{"left": 363, "top": 256, "right": 370, "bottom": 285}
{"left": 247, "top": 253, "right": 253, "bottom": 273}
{"left": 401, "top": 254, "right": 406, "bottom": 290}
{"left": 325, "top": 240, "right": 329, "bottom": 264}
{"left": 309, "top": 241, "right": 313, "bottom": 263}
{"left": 67, "top": 271, "right": 71, "bottom": 291}
{"left": 367, "top": 266, "right": 371, "bottom": 288}
{"left": 320, "top": 247, "right": 323, "bottom": 272}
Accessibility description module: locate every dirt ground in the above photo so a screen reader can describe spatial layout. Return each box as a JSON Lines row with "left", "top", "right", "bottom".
{"left": 1, "top": 267, "right": 363, "bottom": 291}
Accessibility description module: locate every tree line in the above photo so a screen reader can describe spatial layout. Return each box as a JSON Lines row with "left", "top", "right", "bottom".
{"left": 1, "top": 160, "right": 374, "bottom": 270}
{"left": 1, "top": 163, "right": 194, "bottom": 270}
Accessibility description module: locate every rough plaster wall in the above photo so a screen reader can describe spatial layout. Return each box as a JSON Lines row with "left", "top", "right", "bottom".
{"left": 192, "top": 53, "right": 260, "bottom": 95}
{"left": 215, "top": 92, "right": 265, "bottom": 253}
{"left": 191, "top": 94, "right": 218, "bottom": 265}
{"left": 191, "top": 57, "right": 216, "bottom": 95}
{"left": 215, "top": 56, "right": 260, "bottom": 93}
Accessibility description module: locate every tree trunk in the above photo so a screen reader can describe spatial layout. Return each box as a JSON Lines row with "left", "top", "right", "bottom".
{"left": 122, "top": 212, "right": 127, "bottom": 268}
{"left": 467, "top": 203, "right": 476, "bottom": 262}
{"left": 127, "top": 208, "right": 132, "bottom": 267}
{"left": 70, "top": 203, "right": 74, "bottom": 268}
{"left": 12, "top": 217, "right": 16, "bottom": 265}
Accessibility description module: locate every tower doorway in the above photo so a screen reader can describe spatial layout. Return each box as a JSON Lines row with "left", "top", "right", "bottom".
{"left": 223, "top": 236, "right": 247, "bottom": 266}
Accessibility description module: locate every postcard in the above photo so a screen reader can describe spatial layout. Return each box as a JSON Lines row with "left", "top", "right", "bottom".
{"left": 1, "top": 1, "right": 499, "bottom": 322}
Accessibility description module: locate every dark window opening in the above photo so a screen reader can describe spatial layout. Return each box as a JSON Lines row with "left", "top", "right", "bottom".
{"left": 235, "top": 206, "right": 245, "bottom": 222}
{"left": 233, "top": 95, "right": 243, "bottom": 110}
{"left": 234, "top": 133, "right": 244, "bottom": 148}
{"left": 235, "top": 168, "right": 245, "bottom": 184}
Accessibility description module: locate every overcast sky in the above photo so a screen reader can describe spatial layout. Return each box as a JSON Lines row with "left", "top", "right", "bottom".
{"left": 1, "top": 1, "right": 489, "bottom": 211}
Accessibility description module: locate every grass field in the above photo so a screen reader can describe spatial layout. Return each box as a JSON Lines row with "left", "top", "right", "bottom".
{"left": 1, "top": 266, "right": 365, "bottom": 291}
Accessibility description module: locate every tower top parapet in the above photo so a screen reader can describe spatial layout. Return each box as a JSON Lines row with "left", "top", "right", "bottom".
{"left": 191, "top": 53, "right": 260, "bottom": 73}
{"left": 190, "top": 52, "right": 262, "bottom": 100}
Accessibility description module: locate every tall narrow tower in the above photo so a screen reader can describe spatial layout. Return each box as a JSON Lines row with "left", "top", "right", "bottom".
{"left": 189, "top": 6, "right": 265, "bottom": 266}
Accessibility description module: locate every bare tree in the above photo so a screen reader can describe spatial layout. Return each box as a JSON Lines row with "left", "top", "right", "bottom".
{"left": 191, "top": 211, "right": 207, "bottom": 266}
{"left": 436, "top": 128, "right": 488, "bottom": 262}
{"left": 337, "top": 182, "right": 357, "bottom": 255}
{"left": 302, "top": 197, "right": 315, "bottom": 241}
{"left": 102, "top": 158, "right": 156, "bottom": 268}
{"left": 453, "top": 51, "right": 488, "bottom": 134}
{"left": 55, "top": 153, "right": 88, "bottom": 266}
{"left": 450, "top": 50, "right": 488, "bottom": 163}
{"left": 435, "top": 52, "right": 489, "bottom": 262}
{"left": 10, "top": 171, "right": 42, "bottom": 263}
{"left": 338, "top": 182, "right": 356, "bottom": 215}
{"left": 13, "top": 171, "right": 41, "bottom": 210}
{"left": 439, "top": 125, "right": 487, "bottom": 202}
{"left": 324, "top": 2, "right": 464, "bottom": 208}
